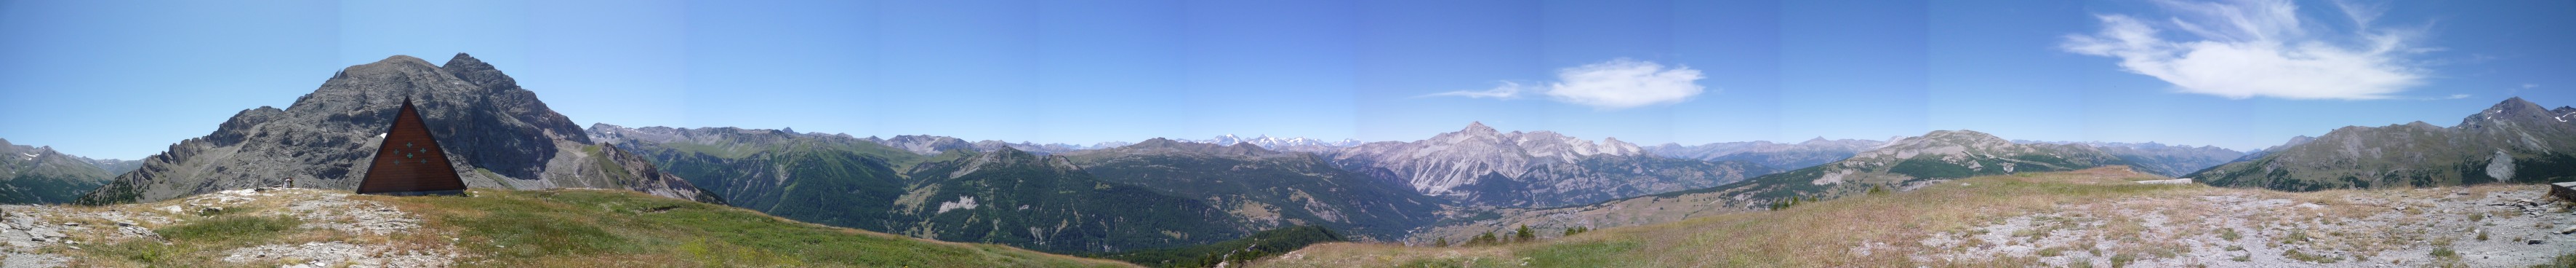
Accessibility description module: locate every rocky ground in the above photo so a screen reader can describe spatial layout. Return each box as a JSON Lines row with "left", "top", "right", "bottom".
{"left": 1, "top": 188, "right": 456, "bottom": 267}
{"left": 1914, "top": 184, "right": 2575, "bottom": 267}
{"left": 1259, "top": 168, "right": 2576, "bottom": 267}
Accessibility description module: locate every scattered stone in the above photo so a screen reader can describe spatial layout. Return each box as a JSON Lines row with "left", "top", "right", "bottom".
{"left": 2559, "top": 226, "right": 2576, "bottom": 234}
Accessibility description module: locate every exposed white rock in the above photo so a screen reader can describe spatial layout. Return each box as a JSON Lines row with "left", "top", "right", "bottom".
{"left": 936, "top": 196, "right": 979, "bottom": 213}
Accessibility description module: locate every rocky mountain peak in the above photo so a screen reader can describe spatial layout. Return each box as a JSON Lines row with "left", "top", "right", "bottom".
{"left": 332, "top": 55, "right": 442, "bottom": 80}
{"left": 2460, "top": 97, "right": 2561, "bottom": 127}
{"left": 1850, "top": 130, "right": 2029, "bottom": 162}
{"left": 1461, "top": 122, "right": 1498, "bottom": 136}
{"left": 984, "top": 146, "right": 1037, "bottom": 161}
{"left": 1135, "top": 138, "right": 1188, "bottom": 147}
{"left": 878, "top": 135, "right": 975, "bottom": 155}
{"left": 79, "top": 53, "right": 705, "bottom": 205}
{"left": 1916, "top": 130, "right": 2010, "bottom": 146}
{"left": 439, "top": 53, "right": 515, "bottom": 88}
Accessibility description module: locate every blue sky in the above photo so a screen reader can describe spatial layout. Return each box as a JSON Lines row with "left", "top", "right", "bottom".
{"left": 2, "top": 0, "right": 2572, "bottom": 160}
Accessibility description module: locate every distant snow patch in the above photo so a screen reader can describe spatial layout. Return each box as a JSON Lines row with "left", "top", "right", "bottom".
{"left": 936, "top": 196, "right": 979, "bottom": 213}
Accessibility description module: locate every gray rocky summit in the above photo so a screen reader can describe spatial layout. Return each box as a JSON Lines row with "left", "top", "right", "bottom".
{"left": 79, "top": 53, "right": 715, "bottom": 204}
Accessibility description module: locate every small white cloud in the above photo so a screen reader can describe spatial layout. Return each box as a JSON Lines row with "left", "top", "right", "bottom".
{"left": 1425, "top": 58, "right": 1707, "bottom": 110}
{"left": 2444, "top": 94, "right": 2470, "bottom": 100}
{"left": 2062, "top": 0, "right": 2428, "bottom": 100}
{"left": 1419, "top": 82, "right": 1527, "bottom": 99}
{"left": 2524, "top": 83, "right": 2539, "bottom": 89}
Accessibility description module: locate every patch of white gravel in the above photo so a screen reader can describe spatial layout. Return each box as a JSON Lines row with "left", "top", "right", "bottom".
{"left": 0, "top": 188, "right": 457, "bottom": 267}
{"left": 222, "top": 241, "right": 454, "bottom": 267}
{"left": 278, "top": 193, "right": 420, "bottom": 234}
{"left": 1910, "top": 186, "right": 2576, "bottom": 267}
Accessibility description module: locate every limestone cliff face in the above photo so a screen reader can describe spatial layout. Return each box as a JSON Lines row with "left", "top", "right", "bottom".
{"left": 79, "top": 54, "right": 714, "bottom": 204}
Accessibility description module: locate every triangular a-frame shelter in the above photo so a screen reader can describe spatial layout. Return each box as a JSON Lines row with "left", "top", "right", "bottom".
{"left": 356, "top": 98, "right": 468, "bottom": 196}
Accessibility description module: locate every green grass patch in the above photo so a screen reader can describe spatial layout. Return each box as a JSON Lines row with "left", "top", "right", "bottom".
{"left": 157, "top": 215, "right": 299, "bottom": 244}
{"left": 398, "top": 189, "right": 1126, "bottom": 267}
{"left": 2537, "top": 253, "right": 2576, "bottom": 268}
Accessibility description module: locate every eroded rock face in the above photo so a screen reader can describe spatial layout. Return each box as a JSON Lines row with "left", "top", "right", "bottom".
{"left": 78, "top": 54, "right": 712, "bottom": 205}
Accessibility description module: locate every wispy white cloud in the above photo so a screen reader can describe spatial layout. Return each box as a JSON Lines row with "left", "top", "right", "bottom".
{"left": 1419, "top": 82, "right": 1528, "bottom": 99}
{"left": 1422, "top": 58, "right": 1707, "bottom": 110}
{"left": 2062, "top": 0, "right": 2428, "bottom": 100}
{"left": 2524, "top": 83, "right": 2539, "bottom": 89}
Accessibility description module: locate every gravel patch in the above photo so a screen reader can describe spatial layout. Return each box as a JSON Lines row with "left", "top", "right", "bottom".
{"left": 222, "top": 241, "right": 454, "bottom": 267}
{"left": 1912, "top": 186, "right": 2576, "bottom": 267}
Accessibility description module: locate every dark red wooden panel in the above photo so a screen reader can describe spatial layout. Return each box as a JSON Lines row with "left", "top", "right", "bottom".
{"left": 356, "top": 98, "right": 468, "bottom": 195}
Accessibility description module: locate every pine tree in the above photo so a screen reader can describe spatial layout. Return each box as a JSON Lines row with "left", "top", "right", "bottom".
{"left": 1471, "top": 231, "right": 1499, "bottom": 245}
{"left": 1514, "top": 224, "right": 1536, "bottom": 243}
{"left": 1435, "top": 237, "right": 1450, "bottom": 247}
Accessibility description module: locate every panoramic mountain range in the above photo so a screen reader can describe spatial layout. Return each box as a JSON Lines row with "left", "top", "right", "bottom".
{"left": 1187, "top": 135, "right": 1361, "bottom": 153}
{"left": 593, "top": 124, "right": 1254, "bottom": 253}
{"left": 22, "top": 53, "right": 2575, "bottom": 266}
{"left": 74, "top": 54, "right": 715, "bottom": 205}
{"left": 2010, "top": 141, "right": 2245, "bottom": 177}
{"left": 593, "top": 125, "right": 1446, "bottom": 252}
{"left": 2188, "top": 98, "right": 2576, "bottom": 191}
{"left": 1408, "top": 130, "right": 2136, "bottom": 243}
{"left": 1323, "top": 122, "right": 1778, "bottom": 208}
{"left": 1059, "top": 138, "right": 1447, "bottom": 240}
{"left": 1645, "top": 138, "right": 1885, "bottom": 171}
